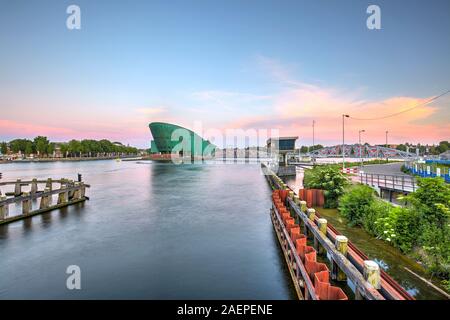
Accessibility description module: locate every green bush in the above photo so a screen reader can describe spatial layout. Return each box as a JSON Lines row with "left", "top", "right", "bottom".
{"left": 304, "top": 166, "right": 348, "bottom": 208}
{"left": 338, "top": 185, "right": 375, "bottom": 226}
{"left": 363, "top": 200, "right": 392, "bottom": 235}
{"left": 337, "top": 177, "right": 450, "bottom": 285}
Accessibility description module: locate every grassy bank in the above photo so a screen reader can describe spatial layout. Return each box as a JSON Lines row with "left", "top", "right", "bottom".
{"left": 304, "top": 165, "right": 449, "bottom": 292}
{"left": 338, "top": 180, "right": 450, "bottom": 292}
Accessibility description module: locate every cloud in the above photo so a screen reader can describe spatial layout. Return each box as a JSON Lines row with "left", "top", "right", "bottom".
{"left": 223, "top": 57, "right": 449, "bottom": 145}
{"left": 135, "top": 107, "right": 167, "bottom": 115}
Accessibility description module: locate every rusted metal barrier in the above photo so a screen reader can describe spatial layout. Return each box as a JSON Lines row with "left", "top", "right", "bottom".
{"left": 0, "top": 178, "right": 90, "bottom": 225}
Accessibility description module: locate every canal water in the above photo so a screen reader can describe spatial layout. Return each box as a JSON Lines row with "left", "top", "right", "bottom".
{"left": 0, "top": 160, "right": 295, "bottom": 299}
{"left": 284, "top": 169, "right": 448, "bottom": 300}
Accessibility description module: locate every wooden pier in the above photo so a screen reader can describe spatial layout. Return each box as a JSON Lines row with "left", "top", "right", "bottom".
{"left": 262, "top": 163, "right": 414, "bottom": 300}
{"left": 0, "top": 178, "right": 90, "bottom": 225}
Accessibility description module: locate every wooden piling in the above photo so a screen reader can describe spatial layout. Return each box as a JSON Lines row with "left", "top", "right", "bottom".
{"left": 57, "top": 189, "right": 68, "bottom": 204}
{"left": 39, "top": 188, "right": 50, "bottom": 209}
{"left": 0, "top": 195, "right": 8, "bottom": 219}
{"left": 300, "top": 200, "right": 307, "bottom": 212}
{"left": 363, "top": 260, "right": 381, "bottom": 289}
{"left": 333, "top": 235, "right": 348, "bottom": 281}
{"left": 22, "top": 192, "right": 31, "bottom": 215}
{"left": 46, "top": 178, "right": 53, "bottom": 191}
{"left": 14, "top": 179, "right": 22, "bottom": 196}
{"left": 31, "top": 178, "right": 38, "bottom": 195}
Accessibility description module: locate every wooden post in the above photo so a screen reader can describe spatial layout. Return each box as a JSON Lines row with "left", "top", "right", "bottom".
{"left": 31, "top": 178, "right": 38, "bottom": 195}
{"left": 57, "top": 189, "right": 68, "bottom": 204}
{"left": 293, "top": 195, "right": 300, "bottom": 206}
{"left": 46, "top": 178, "right": 53, "bottom": 191}
{"left": 22, "top": 192, "right": 31, "bottom": 215}
{"left": 14, "top": 179, "right": 22, "bottom": 196}
{"left": 300, "top": 201, "right": 307, "bottom": 212}
{"left": 333, "top": 235, "right": 348, "bottom": 281}
{"left": 363, "top": 260, "right": 381, "bottom": 289}
{"left": 0, "top": 195, "right": 9, "bottom": 219}
{"left": 80, "top": 182, "right": 86, "bottom": 198}
{"left": 73, "top": 182, "right": 81, "bottom": 200}
{"left": 39, "top": 188, "right": 50, "bottom": 209}
{"left": 318, "top": 218, "right": 327, "bottom": 235}
{"left": 307, "top": 208, "right": 315, "bottom": 221}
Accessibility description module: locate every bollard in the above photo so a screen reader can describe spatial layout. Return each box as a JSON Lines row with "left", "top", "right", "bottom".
{"left": 22, "top": 192, "right": 31, "bottom": 215}
{"left": 363, "top": 260, "right": 381, "bottom": 289}
{"left": 307, "top": 208, "right": 316, "bottom": 221}
{"left": 31, "top": 178, "right": 38, "bottom": 195}
{"left": 14, "top": 179, "right": 22, "bottom": 197}
{"left": 333, "top": 235, "right": 348, "bottom": 281}
{"left": 317, "top": 218, "right": 327, "bottom": 236}
{"left": 300, "top": 201, "right": 307, "bottom": 212}
{"left": 0, "top": 195, "right": 9, "bottom": 219}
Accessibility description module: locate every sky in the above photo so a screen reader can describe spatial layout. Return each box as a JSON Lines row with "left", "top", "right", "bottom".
{"left": 0, "top": 0, "right": 449, "bottom": 148}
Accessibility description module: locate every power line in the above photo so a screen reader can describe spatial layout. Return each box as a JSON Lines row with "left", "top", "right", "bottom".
{"left": 349, "top": 89, "right": 450, "bottom": 121}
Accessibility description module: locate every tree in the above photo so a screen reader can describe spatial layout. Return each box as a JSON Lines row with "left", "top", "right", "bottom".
{"left": 47, "top": 143, "right": 55, "bottom": 156}
{"left": 0, "top": 142, "right": 7, "bottom": 155}
{"left": 60, "top": 143, "right": 69, "bottom": 157}
{"left": 34, "top": 136, "right": 49, "bottom": 157}
{"left": 68, "top": 139, "right": 82, "bottom": 157}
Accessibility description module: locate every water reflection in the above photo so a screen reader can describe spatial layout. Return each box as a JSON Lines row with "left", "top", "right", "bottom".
{"left": 0, "top": 160, "right": 294, "bottom": 299}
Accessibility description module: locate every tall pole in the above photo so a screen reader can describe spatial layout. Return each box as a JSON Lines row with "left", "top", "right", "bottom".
{"left": 312, "top": 120, "right": 315, "bottom": 152}
{"left": 342, "top": 114, "right": 349, "bottom": 169}
{"left": 359, "top": 129, "right": 365, "bottom": 168}
{"left": 385, "top": 130, "right": 389, "bottom": 162}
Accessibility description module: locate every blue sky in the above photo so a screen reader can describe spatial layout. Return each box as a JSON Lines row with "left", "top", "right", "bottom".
{"left": 1, "top": 0, "right": 449, "bottom": 147}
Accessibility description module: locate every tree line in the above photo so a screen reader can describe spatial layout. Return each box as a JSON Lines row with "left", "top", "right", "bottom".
{"left": 396, "top": 141, "right": 449, "bottom": 155}
{"left": 0, "top": 136, "right": 139, "bottom": 158}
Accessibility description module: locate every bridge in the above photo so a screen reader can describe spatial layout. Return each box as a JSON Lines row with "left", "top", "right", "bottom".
{"left": 308, "top": 144, "right": 417, "bottom": 159}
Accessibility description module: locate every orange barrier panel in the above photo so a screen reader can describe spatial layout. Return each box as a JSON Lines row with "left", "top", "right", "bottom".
{"left": 272, "top": 189, "right": 348, "bottom": 300}
{"left": 298, "top": 189, "right": 305, "bottom": 201}
{"left": 306, "top": 190, "right": 313, "bottom": 208}
{"left": 290, "top": 227, "right": 302, "bottom": 242}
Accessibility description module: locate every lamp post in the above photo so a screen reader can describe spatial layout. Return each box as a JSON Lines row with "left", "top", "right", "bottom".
{"left": 342, "top": 114, "right": 350, "bottom": 169}
{"left": 359, "top": 129, "right": 365, "bottom": 167}
{"left": 385, "top": 130, "right": 389, "bottom": 162}
{"left": 312, "top": 120, "right": 315, "bottom": 153}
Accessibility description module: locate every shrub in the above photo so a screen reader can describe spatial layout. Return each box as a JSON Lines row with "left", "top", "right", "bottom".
{"left": 304, "top": 166, "right": 348, "bottom": 208}
{"left": 338, "top": 185, "right": 375, "bottom": 226}
{"left": 405, "top": 177, "right": 450, "bottom": 227}
{"left": 363, "top": 200, "right": 391, "bottom": 235}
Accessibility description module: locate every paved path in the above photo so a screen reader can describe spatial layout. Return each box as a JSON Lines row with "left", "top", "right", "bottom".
{"left": 359, "top": 162, "right": 408, "bottom": 176}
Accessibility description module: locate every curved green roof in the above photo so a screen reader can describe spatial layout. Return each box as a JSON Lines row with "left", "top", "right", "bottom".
{"left": 149, "top": 122, "right": 215, "bottom": 155}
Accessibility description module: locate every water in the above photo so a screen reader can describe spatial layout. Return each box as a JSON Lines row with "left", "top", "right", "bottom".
{"left": 0, "top": 160, "right": 295, "bottom": 299}
{"left": 284, "top": 170, "right": 448, "bottom": 300}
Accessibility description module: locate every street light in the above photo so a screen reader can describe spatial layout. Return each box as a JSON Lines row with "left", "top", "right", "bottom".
{"left": 342, "top": 114, "right": 350, "bottom": 169}
{"left": 359, "top": 129, "right": 365, "bottom": 167}
{"left": 385, "top": 130, "right": 389, "bottom": 162}
{"left": 312, "top": 120, "right": 315, "bottom": 153}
